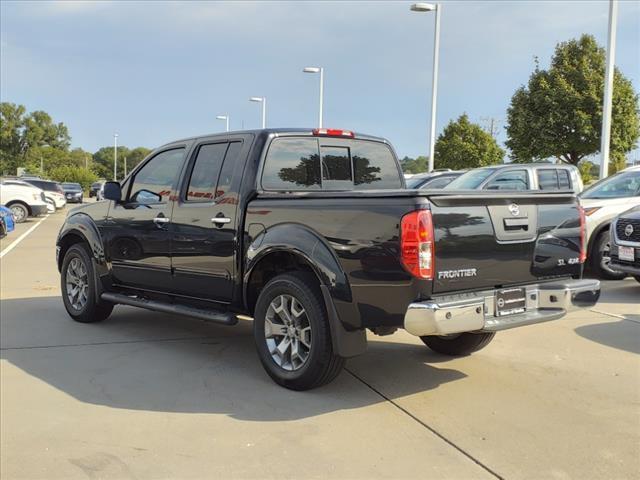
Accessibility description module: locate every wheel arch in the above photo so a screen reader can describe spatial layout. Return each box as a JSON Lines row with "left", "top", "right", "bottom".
{"left": 57, "top": 213, "right": 108, "bottom": 276}
{"left": 244, "top": 223, "right": 365, "bottom": 357}
{"left": 6, "top": 200, "right": 32, "bottom": 216}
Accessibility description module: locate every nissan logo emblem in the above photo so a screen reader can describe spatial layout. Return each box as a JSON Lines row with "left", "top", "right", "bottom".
{"left": 625, "top": 224, "right": 634, "bottom": 237}
{"left": 508, "top": 203, "right": 520, "bottom": 216}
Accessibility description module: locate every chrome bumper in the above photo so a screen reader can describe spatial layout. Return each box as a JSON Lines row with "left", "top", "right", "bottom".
{"left": 404, "top": 279, "right": 601, "bottom": 337}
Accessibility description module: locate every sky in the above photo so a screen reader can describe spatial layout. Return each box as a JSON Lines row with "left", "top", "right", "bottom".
{"left": 1, "top": 0, "right": 639, "bottom": 160}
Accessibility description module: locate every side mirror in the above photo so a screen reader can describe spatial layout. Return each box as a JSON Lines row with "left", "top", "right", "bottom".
{"left": 103, "top": 181, "right": 122, "bottom": 201}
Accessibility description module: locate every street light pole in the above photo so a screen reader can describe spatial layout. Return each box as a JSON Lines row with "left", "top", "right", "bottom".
{"left": 249, "top": 97, "right": 267, "bottom": 128}
{"left": 216, "top": 115, "right": 230, "bottom": 132}
{"left": 303, "top": 66, "right": 324, "bottom": 128}
{"left": 410, "top": 3, "right": 441, "bottom": 173}
{"left": 113, "top": 133, "right": 118, "bottom": 181}
{"left": 599, "top": 0, "right": 618, "bottom": 179}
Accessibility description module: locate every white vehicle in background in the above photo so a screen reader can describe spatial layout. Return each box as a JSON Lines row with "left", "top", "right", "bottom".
{"left": 579, "top": 165, "right": 640, "bottom": 279}
{"left": 0, "top": 180, "right": 50, "bottom": 223}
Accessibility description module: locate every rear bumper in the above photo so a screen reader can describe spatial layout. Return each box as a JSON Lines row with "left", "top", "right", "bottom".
{"left": 404, "top": 279, "right": 600, "bottom": 337}
{"left": 30, "top": 205, "right": 49, "bottom": 217}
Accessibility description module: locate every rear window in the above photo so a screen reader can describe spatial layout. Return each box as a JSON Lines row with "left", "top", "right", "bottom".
{"left": 445, "top": 168, "right": 497, "bottom": 189}
{"left": 262, "top": 137, "right": 401, "bottom": 191}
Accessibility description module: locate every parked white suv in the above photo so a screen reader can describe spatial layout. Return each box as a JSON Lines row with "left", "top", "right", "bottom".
{"left": 0, "top": 180, "right": 49, "bottom": 223}
{"left": 579, "top": 165, "right": 640, "bottom": 279}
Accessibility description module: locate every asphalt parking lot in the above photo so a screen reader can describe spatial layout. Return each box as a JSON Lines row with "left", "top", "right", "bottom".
{"left": 1, "top": 207, "right": 639, "bottom": 480}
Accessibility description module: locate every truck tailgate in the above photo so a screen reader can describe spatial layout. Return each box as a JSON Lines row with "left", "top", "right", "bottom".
{"left": 427, "top": 191, "right": 582, "bottom": 294}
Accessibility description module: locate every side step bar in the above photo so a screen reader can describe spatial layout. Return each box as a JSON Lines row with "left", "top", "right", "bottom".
{"left": 101, "top": 292, "right": 238, "bottom": 326}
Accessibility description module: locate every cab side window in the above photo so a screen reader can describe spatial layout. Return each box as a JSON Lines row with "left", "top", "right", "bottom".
{"left": 485, "top": 170, "right": 529, "bottom": 191}
{"left": 186, "top": 143, "right": 229, "bottom": 201}
{"left": 129, "top": 148, "right": 185, "bottom": 204}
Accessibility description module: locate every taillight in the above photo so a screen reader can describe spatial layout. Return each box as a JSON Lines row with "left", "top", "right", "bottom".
{"left": 401, "top": 209, "right": 434, "bottom": 279}
{"left": 312, "top": 128, "right": 354, "bottom": 138}
{"left": 578, "top": 205, "right": 587, "bottom": 263}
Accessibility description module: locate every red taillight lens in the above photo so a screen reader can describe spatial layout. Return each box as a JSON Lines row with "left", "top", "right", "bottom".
{"left": 578, "top": 205, "right": 587, "bottom": 263}
{"left": 312, "top": 128, "right": 354, "bottom": 138}
{"left": 401, "top": 209, "right": 434, "bottom": 279}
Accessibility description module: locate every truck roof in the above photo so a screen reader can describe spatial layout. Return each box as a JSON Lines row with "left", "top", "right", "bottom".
{"left": 165, "top": 128, "right": 390, "bottom": 148}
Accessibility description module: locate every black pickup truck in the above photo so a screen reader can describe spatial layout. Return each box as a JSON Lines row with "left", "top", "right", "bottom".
{"left": 57, "top": 128, "right": 600, "bottom": 390}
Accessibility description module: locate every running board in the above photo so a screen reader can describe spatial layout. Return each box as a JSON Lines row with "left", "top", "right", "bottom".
{"left": 100, "top": 292, "right": 237, "bottom": 325}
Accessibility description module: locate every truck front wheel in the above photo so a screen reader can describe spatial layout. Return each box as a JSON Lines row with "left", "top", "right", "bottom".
{"left": 254, "top": 272, "right": 345, "bottom": 390}
{"left": 420, "top": 332, "right": 495, "bottom": 356}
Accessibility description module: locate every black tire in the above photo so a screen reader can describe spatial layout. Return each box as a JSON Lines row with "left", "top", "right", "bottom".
{"left": 254, "top": 272, "right": 345, "bottom": 391}
{"left": 8, "top": 203, "right": 29, "bottom": 223}
{"left": 420, "top": 332, "right": 496, "bottom": 356}
{"left": 61, "top": 244, "right": 113, "bottom": 323}
{"left": 590, "top": 231, "right": 627, "bottom": 280}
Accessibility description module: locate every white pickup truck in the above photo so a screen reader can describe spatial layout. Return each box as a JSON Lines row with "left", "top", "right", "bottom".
{"left": 0, "top": 180, "right": 50, "bottom": 223}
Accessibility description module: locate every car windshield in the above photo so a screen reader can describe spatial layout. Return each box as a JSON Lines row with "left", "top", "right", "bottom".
{"left": 406, "top": 176, "right": 430, "bottom": 188}
{"left": 445, "top": 168, "right": 497, "bottom": 189}
{"left": 62, "top": 183, "right": 82, "bottom": 191}
{"left": 580, "top": 171, "right": 640, "bottom": 199}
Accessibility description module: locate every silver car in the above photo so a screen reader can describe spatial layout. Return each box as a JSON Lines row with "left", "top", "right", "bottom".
{"left": 445, "top": 163, "right": 583, "bottom": 194}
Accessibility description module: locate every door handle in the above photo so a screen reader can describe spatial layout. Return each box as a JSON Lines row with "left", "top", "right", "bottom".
{"left": 212, "top": 216, "right": 231, "bottom": 225}
{"left": 153, "top": 216, "right": 170, "bottom": 226}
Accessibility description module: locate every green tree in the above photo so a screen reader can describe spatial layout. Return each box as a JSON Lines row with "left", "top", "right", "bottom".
{"left": 0, "top": 102, "right": 72, "bottom": 174}
{"left": 125, "top": 147, "right": 152, "bottom": 171}
{"left": 506, "top": 34, "right": 640, "bottom": 167}
{"left": 434, "top": 114, "right": 504, "bottom": 169}
{"left": 399, "top": 156, "right": 429, "bottom": 174}
{"left": 48, "top": 166, "right": 97, "bottom": 191}
{"left": 92, "top": 146, "right": 130, "bottom": 180}
{"left": 578, "top": 160, "right": 595, "bottom": 184}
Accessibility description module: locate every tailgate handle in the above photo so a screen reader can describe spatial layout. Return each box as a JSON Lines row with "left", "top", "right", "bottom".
{"left": 504, "top": 217, "right": 529, "bottom": 230}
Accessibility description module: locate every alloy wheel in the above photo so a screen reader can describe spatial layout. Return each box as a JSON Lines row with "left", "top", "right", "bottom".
{"left": 66, "top": 257, "right": 89, "bottom": 311}
{"left": 264, "top": 294, "right": 312, "bottom": 371}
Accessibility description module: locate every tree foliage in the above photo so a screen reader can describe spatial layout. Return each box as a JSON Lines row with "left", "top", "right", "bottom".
{"left": 434, "top": 114, "right": 504, "bottom": 169}
{"left": 506, "top": 34, "right": 640, "bottom": 167}
{"left": 48, "top": 166, "right": 98, "bottom": 190}
{"left": 399, "top": 156, "right": 429, "bottom": 174}
{"left": 0, "top": 102, "right": 71, "bottom": 174}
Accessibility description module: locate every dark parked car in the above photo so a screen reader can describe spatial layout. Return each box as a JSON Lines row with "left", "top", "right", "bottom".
{"left": 405, "top": 170, "right": 463, "bottom": 189}
{"left": 61, "top": 182, "right": 84, "bottom": 203}
{"left": 56, "top": 128, "right": 600, "bottom": 390}
{"left": 609, "top": 206, "right": 640, "bottom": 283}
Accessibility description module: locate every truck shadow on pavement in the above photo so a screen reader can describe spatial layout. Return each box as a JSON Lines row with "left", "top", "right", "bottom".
{"left": 1, "top": 296, "right": 466, "bottom": 421}
{"left": 574, "top": 316, "right": 640, "bottom": 354}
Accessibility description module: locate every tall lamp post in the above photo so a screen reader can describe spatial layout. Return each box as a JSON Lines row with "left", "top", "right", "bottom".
{"left": 113, "top": 133, "right": 118, "bottom": 181}
{"left": 216, "top": 115, "right": 230, "bottom": 132}
{"left": 410, "top": 2, "right": 441, "bottom": 173}
{"left": 599, "top": 0, "right": 618, "bottom": 179}
{"left": 303, "top": 66, "right": 324, "bottom": 128}
{"left": 249, "top": 97, "right": 267, "bottom": 128}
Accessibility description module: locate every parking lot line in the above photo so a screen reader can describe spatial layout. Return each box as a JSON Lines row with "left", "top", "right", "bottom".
{"left": 0, "top": 215, "right": 49, "bottom": 259}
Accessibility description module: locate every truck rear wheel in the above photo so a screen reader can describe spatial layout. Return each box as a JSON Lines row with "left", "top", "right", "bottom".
{"left": 61, "top": 244, "right": 113, "bottom": 323}
{"left": 420, "top": 332, "right": 495, "bottom": 356}
{"left": 254, "top": 272, "right": 345, "bottom": 390}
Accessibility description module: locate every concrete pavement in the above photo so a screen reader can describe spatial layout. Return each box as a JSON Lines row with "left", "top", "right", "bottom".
{"left": 1, "top": 208, "right": 639, "bottom": 479}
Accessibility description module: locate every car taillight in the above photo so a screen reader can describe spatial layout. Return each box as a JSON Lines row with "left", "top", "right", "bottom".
{"left": 401, "top": 209, "right": 434, "bottom": 279}
{"left": 312, "top": 128, "right": 354, "bottom": 138}
{"left": 578, "top": 205, "right": 587, "bottom": 263}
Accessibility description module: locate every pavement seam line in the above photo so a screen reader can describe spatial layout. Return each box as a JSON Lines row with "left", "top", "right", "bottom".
{"left": 0, "top": 335, "right": 225, "bottom": 351}
{"left": 589, "top": 308, "right": 640, "bottom": 324}
{"left": 345, "top": 368, "right": 504, "bottom": 480}
{"left": 0, "top": 214, "right": 50, "bottom": 259}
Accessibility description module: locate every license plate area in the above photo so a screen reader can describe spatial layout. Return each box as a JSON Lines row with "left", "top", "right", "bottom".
{"left": 619, "top": 246, "right": 635, "bottom": 262}
{"left": 495, "top": 287, "right": 526, "bottom": 317}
